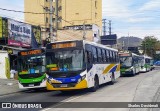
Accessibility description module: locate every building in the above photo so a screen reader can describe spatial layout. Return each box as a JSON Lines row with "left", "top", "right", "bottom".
{"left": 24, "top": 0, "right": 102, "bottom": 42}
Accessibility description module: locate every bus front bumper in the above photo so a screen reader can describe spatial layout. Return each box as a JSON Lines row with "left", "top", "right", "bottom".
{"left": 121, "top": 71, "right": 133, "bottom": 75}
{"left": 18, "top": 80, "right": 46, "bottom": 89}
{"left": 46, "top": 79, "right": 88, "bottom": 91}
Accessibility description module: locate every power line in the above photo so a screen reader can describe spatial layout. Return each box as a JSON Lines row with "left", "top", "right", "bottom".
{"left": 0, "top": 7, "right": 74, "bottom": 26}
{"left": 0, "top": 7, "right": 45, "bottom": 14}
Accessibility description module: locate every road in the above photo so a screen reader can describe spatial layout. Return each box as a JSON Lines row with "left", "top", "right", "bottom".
{"left": 0, "top": 68, "right": 160, "bottom": 111}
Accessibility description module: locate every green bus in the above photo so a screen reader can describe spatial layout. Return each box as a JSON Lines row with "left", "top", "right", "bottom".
{"left": 119, "top": 52, "right": 140, "bottom": 76}
{"left": 17, "top": 49, "right": 46, "bottom": 89}
{"left": 139, "top": 55, "right": 152, "bottom": 72}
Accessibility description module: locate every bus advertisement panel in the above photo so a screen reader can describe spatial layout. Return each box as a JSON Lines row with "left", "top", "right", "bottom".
{"left": 46, "top": 40, "right": 120, "bottom": 92}
{"left": 8, "top": 19, "right": 31, "bottom": 47}
{"left": 17, "top": 49, "right": 46, "bottom": 89}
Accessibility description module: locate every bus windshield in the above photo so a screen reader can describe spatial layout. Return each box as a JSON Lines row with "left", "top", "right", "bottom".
{"left": 18, "top": 55, "right": 45, "bottom": 75}
{"left": 120, "top": 56, "right": 132, "bottom": 67}
{"left": 46, "top": 50, "right": 84, "bottom": 72}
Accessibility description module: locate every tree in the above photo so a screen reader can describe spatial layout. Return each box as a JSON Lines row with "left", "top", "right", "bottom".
{"left": 141, "top": 36, "right": 159, "bottom": 57}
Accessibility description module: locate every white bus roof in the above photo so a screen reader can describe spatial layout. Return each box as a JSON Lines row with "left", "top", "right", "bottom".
{"left": 50, "top": 40, "right": 118, "bottom": 52}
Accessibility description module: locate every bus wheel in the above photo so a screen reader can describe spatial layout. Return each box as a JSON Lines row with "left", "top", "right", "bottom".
{"left": 90, "top": 76, "right": 99, "bottom": 92}
{"left": 132, "top": 70, "right": 136, "bottom": 76}
{"left": 110, "top": 73, "right": 116, "bottom": 85}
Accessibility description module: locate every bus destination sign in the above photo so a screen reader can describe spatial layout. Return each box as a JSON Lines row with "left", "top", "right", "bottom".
{"left": 52, "top": 42, "right": 76, "bottom": 49}
{"left": 119, "top": 53, "right": 131, "bottom": 56}
{"left": 20, "top": 50, "right": 42, "bottom": 56}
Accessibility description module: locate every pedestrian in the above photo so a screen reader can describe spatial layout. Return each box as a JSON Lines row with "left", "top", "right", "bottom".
{"left": 10, "top": 68, "right": 17, "bottom": 79}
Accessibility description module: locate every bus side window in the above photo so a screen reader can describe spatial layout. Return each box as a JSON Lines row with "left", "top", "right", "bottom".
{"left": 97, "top": 48, "right": 102, "bottom": 63}
{"left": 102, "top": 49, "right": 106, "bottom": 63}
{"left": 92, "top": 46, "right": 98, "bottom": 63}
{"left": 86, "top": 51, "right": 92, "bottom": 64}
{"left": 106, "top": 50, "right": 109, "bottom": 63}
{"left": 113, "top": 52, "right": 116, "bottom": 63}
{"left": 109, "top": 51, "right": 112, "bottom": 62}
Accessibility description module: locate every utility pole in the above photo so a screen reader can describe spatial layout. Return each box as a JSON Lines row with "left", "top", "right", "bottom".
{"left": 109, "top": 20, "right": 112, "bottom": 35}
{"left": 83, "top": 21, "right": 86, "bottom": 40}
{"left": 102, "top": 19, "right": 107, "bottom": 36}
{"left": 49, "top": 0, "right": 54, "bottom": 42}
{"left": 127, "top": 32, "right": 129, "bottom": 51}
{"left": 55, "top": 0, "right": 58, "bottom": 30}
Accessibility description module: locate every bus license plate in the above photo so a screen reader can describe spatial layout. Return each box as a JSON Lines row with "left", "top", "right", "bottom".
{"left": 60, "top": 84, "right": 68, "bottom": 87}
{"left": 29, "top": 84, "right": 34, "bottom": 87}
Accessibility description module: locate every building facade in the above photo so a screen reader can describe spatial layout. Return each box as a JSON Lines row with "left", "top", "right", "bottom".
{"left": 24, "top": 0, "right": 102, "bottom": 42}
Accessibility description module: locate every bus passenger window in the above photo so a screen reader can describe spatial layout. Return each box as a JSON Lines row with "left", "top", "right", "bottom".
{"left": 102, "top": 49, "right": 106, "bottom": 63}
{"left": 105, "top": 50, "right": 109, "bottom": 63}
{"left": 97, "top": 48, "right": 102, "bottom": 62}
{"left": 86, "top": 51, "right": 92, "bottom": 64}
{"left": 92, "top": 46, "right": 98, "bottom": 63}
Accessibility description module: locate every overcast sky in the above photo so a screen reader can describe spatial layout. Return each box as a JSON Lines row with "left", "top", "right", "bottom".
{"left": 0, "top": 0, "right": 160, "bottom": 39}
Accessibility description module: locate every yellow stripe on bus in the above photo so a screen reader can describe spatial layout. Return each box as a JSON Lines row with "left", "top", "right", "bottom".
{"left": 102, "top": 64, "right": 115, "bottom": 74}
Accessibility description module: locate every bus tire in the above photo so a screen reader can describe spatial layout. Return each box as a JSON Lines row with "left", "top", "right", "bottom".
{"left": 132, "top": 69, "right": 136, "bottom": 76}
{"left": 110, "top": 73, "right": 116, "bottom": 85}
{"left": 90, "top": 75, "right": 99, "bottom": 92}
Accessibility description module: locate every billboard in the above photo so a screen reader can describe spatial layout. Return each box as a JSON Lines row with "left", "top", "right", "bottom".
{"left": 32, "top": 26, "right": 41, "bottom": 44}
{"left": 8, "top": 19, "right": 31, "bottom": 47}
{"left": 2, "top": 18, "right": 8, "bottom": 38}
{"left": 0, "top": 17, "right": 8, "bottom": 38}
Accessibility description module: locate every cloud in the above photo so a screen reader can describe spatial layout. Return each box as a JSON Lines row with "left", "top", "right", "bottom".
{"left": 102, "top": 0, "right": 132, "bottom": 19}
{"left": 139, "top": 0, "right": 160, "bottom": 11}
{"left": 127, "top": 17, "right": 153, "bottom": 23}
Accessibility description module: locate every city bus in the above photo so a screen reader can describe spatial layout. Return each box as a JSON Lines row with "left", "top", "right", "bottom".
{"left": 46, "top": 40, "right": 120, "bottom": 92}
{"left": 139, "top": 55, "right": 152, "bottom": 72}
{"left": 17, "top": 48, "right": 46, "bottom": 89}
{"left": 119, "top": 52, "right": 140, "bottom": 76}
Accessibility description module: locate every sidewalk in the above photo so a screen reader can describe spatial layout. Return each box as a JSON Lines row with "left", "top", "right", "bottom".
{"left": 0, "top": 79, "right": 21, "bottom": 96}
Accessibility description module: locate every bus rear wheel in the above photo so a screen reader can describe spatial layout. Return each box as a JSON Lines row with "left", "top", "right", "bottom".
{"left": 90, "top": 76, "right": 99, "bottom": 92}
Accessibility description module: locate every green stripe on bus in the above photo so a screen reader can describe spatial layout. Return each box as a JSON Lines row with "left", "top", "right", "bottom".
{"left": 18, "top": 74, "right": 46, "bottom": 83}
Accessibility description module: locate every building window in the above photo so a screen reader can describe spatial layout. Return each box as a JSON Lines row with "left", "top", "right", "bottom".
{"left": 95, "top": 1, "right": 97, "bottom": 8}
{"left": 46, "top": 17, "right": 48, "bottom": 23}
{"left": 95, "top": 13, "right": 97, "bottom": 19}
{"left": 52, "top": 18, "right": 55, "bottom": 22}
{"left": 44, "top": 7, "right": 49, "bottom": 12}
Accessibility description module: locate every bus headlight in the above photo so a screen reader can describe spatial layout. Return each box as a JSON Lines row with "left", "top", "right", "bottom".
{"left": 46, "top": 74, "right": 49, "bottom": 78}
{"left": 126, "top": 67, "right": 133, "bottom": 71}
{"left": 47, "top": 79, "right": 52, "bottom": 84}
{"left": 81, "top": 75, "right": 86, "bottom": 80}
{"left": 78, "top": 75, "right": 86, "bottom": 83}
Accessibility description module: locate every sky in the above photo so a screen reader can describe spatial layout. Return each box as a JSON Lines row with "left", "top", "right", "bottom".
{"left": 102, "top": 0, "right": 160, "bottom": 39}
{"left": 0, "top": 0, "right": 160, "bottom": 39}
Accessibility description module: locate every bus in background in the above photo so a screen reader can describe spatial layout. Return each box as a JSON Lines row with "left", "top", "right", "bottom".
{"left": 46, "top": 40, "right": 120, "bottom": 92}
{"left": 119, "top": 52, "right": 140, "bottom": 76}
{"left": 17, "top": 49, "right": 46, "bottom": 89}
{"left": 139, "top": 55, "right": 152, "bottom": 72}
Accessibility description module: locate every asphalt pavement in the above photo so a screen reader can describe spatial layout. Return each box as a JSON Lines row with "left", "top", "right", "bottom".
{"left": 0, "top": 68, "right": 160, "bottom": 111}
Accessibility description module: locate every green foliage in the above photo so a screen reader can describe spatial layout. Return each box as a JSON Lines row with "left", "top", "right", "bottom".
{"left": 141, "top": 36, "right": 160, "bottom": 58}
